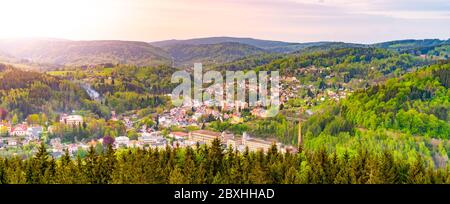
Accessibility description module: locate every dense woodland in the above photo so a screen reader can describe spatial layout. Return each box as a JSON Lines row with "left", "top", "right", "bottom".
{"left": 304, "top": 63, "right": 450, "bottom": 139}
{"left": 0, "top": 64, "right": 92, "bottom": 121}
{"left": 259, "top": 47, "right": 428, "bottom": 76}
{"left": 50, "top": 65, "right": 175, "bottom": 114}
{"left": 0, "top": 140, "right": 449, "bottom": 184}
{"left": 162, "top": 42, "right": 267, "bottom": 67}
{"left": 0, "top": 39, "right": 172, "bottom": 67}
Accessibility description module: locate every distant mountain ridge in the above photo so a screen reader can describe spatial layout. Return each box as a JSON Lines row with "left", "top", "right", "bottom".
{"left": 162, "top": 42, "right": 268, "bottom": 67}
{"left": 373, "top": 39, "right": 450, "bottom": 51}
{"left": 293, "top": 42, "right": 369, "bottom": 54}
{"left": 150, "top": 36, "right": 336, "bottom": 53}
{"left": 0, "top": 39, "right": 172, "bottom": 68}
{"left": 0, "top": 37, "right": 449, "bottom": 70}
{"left": 150, "top": 36, "right": 298, "bottom": 49}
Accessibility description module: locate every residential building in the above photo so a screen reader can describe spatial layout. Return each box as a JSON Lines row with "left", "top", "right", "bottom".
{"left": 50, "top": 138, "right": 62, "bottom": 150}
{"left": 138, "top": 132, "right": 166, "bottom": 147}
{"left": 128, "top": 140, "right": 142, "bottom": 148}
{"left": 115, "top": 136, "right": 130, "bottom": 148}
{"left": 241, "top": 132, "right": 278, "bottom": 152}
{"left": 11, "top": 124, "right": 28, "bottom": 136}
{"left": 7, "top": 139, "right": 18, "bottom": 147}
{"left": 60, "top": 114, "right": 83, "bottom": 126}
{"left": 26, "top": 126, "right": 43, "bottom": 140}
{"left": 189, "top": 130, "right": 222, "bottom": 145}
{"left": 123, "top": 117, "right": 133, "bottom": 130}
{"left": 170, "top": 132, "right": 189, "bottom": 141}
{"left": 226, "top": 136, "right": 242, "bottom": 149}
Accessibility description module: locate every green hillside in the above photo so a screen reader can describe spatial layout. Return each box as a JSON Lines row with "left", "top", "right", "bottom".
{"left": 163, "top": 42, "right": 268, "bottom": 67}
{"left": 300, "top": 62, "right": 450, "bottom": 169}
{"left": 0, "top": 64, "right": 95, "bottom": 121}
{"left": 304, "top": 62, "right": 450, "bottom": 139}
{"left": 0, "top": 39, "right": 172, "bottom": 68}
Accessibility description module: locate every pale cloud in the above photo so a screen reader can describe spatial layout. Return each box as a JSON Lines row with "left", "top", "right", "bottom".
{"left": 288, "top": 0, "right": 450, "bottom": 19}
{"left": 0, "top": 0, "right": 448, "bottom": 43}
{"left": 360, "top": 11, "right": 450, "bottom": 20}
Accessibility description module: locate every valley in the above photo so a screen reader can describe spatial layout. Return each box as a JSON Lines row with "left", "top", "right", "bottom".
{"left": 0, "top": 36, "right": 449, "bottom": 184}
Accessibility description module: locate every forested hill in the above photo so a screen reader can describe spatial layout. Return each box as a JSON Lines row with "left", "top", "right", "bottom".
{"left": 261, "top": 47, "right": 429, "bottom": 81}
{"left": 1, "top": 37, "right": 447, "bottom": 70}
{"left": 150, "top": 36, "right": 334, "bottom": 53}
{"left": 373, "top": 39, "right": 450, "bottom": 58}
{"left": 0, "top": 39, "right": 172, "bottom": 68}
{"left": 162, "top": 42, "right": 268, "bottom": 67}
{"left": 303, "top": 61, "right": 450, "bottom": 139}
{"left": 150, "top": 36, "right": 297, "bottom": 50}
{"left": 0, "top": 64, "right": 96, "bottom": 121}
{"left": 210, "top": 47, "right": 430, "bottom": 75}
{"left": 47, "top": 64, "right": 175, "bottom": 115}
{"left": 373, "top": 39, "right": 450, "bottom": 51}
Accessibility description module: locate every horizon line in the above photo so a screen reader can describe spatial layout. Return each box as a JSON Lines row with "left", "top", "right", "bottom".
{"left": 1, "top": 36, "right": 449, "bottom": 45}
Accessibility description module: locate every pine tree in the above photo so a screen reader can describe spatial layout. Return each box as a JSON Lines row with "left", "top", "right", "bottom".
{"left": 75, "top": 153, "right": 86, "bottom": 184}
{"left": 221, "top": 146, "right": 235, "bottom": 183}
{"left": 428, "top": 168, "right": 444, "bottom": 184}
{"left": 352, "top": 149, "right": 370, "bottom": 184}
{"left": 85, "top": 145, "right": 98, "bottom": 184}
{"left": 309, "top": 149, "right": 329, "bottom": 184}
{"left": 102, "top": 144, "right": 116, "bottom": 184}
{"left": 229, "top": 149, "right": 244, "bottom": 184}
{"left": 407, "top": 154, "right": 430, "bottom": 184}
{"left": 208, "top": 138, "right": 224, "bottom": 178}
{"left": 194, "top": 162, "right": 208, "bottom": 184}
{"left": 43, "top": 157, "right": 56, "bottom": 184}
{"left": 61, "top": 149, "right": 71, "bottom": 166}
{"left": 380, "top": 151, "right": 397, "bottom": 184}
{"left": 56, "top": 149, "right": 73, "bottom": 184}
{"left": 249, "top": 161, "right": 268, "bottom": 184}
{"left": 283, "top": 167, "right": 297, "bottom": 184}
{"left": 168, "top": 167, "right": 187, "bottom": 184}
{"left": 26, "top": 142, "right": 51, "bottom": 184}
{"left": 183, "top": 147, "right": 196, "bottom": 184}
{"left": 0, "top": 158, "right": 6, "bottom": 184}
{"left": 366, "top": 155, "right": 382, "bottom": 184}
{"left": 267, "top": 143, "right": 279, "bottom": 163}
{"left": 268, "top": 162, "right": 283, "bottom": 184}
{"left": 328, "top": 152, "right": 339, "bottom": 183}
{"left": 151, "top": 148, "right": 166, "bottom": 184}
{"left": 334, "top": 151, "right": 354, "bottom": 184}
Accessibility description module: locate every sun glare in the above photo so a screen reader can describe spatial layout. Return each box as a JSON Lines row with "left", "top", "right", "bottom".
{"left": 0, "top": 0, "right": 121, "bottom": 39}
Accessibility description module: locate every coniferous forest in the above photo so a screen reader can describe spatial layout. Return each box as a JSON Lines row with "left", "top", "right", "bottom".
{"left": 0, "top": 139, "right": 448, "bottom": 184}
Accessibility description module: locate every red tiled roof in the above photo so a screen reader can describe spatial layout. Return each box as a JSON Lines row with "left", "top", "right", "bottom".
{"left": 171, "top": 132, "right": 189, "bottom": 137}
{"left": 192, "top": 130, "right": 221, "bottom": 137}
{"left": 12, "top": 125, "right": 27, "bottom": 132}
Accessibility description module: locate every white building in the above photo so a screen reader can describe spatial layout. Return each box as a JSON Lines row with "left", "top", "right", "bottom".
{"left": 60, "top": 114, "right": 83, "bottom": 126}
{"left": 115, "top": 136, "right": 130, "bottom": 148}
{"left": 169, "top": 132, "right": 189, "bottom": 141}
{"left": 138, "top": 131, "right": 166, "bottom": 147}
{"left": 26, "top": 126, "right": 43, "bottom": 140}
{"left": 50, "top": 138, "right": 62, "bottom": 151}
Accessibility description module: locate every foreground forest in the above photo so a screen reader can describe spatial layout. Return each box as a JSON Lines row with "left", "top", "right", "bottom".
{"left": 0, "top": 140, "right": 449, "bottom": 184}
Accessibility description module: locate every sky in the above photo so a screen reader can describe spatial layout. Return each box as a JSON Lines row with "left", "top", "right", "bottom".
{"left": 0, "top": 0, "right": 449, "bottom": 43}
